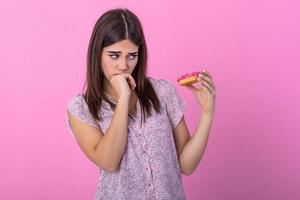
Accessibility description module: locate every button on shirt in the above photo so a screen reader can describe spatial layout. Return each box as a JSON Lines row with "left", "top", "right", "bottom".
{"left": 66, "top": 77, "right": 187, "bottom": 200}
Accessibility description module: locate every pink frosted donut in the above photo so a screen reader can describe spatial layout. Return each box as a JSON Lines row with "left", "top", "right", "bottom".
{"left": 177, "top": 71, "right": 201, "bottom": 85}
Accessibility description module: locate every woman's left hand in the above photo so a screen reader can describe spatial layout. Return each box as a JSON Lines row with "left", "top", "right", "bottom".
{"left": 185, "top": 70, "right": 216, "bottom": 116}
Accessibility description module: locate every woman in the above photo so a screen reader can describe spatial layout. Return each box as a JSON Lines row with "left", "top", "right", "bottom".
{"left": 66, "top": 8, "right": 216, "bottom": 200}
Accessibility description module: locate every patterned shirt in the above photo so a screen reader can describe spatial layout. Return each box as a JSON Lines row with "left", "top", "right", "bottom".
{"left": 66, "top": 77, "right": 187, "bottom": 200}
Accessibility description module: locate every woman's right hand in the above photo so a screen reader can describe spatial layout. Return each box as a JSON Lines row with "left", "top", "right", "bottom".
{"left": 110, "top": 73, "right": 136, "bottom": 100}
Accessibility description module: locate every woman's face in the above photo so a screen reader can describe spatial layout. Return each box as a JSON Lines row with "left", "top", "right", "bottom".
{"left": 101, "top": 39, "right": 139, "bottom": 82}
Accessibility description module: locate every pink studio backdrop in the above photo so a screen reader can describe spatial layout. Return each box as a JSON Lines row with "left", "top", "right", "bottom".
{"left": 1, "top": 0, "right": 299, "bottom": 199}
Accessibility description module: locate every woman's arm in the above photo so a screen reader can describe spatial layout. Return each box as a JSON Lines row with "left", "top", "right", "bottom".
{"left": 175, "top": 113, "right": 213, "bottom": 175}
{"left": 94, "top": 96, "right": 130, "bottom": 171}
{"left": 68, "top": 95, "right": 130, "bottom": 172}
{"left": 175, "top": 70, "right": 216, "bottom": 175}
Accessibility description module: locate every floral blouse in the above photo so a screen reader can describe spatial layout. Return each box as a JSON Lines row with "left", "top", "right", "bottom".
{"left": 66, "top": 77, "right": 187, "bottom": 200}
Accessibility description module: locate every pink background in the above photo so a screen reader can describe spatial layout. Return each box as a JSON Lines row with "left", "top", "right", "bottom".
{"left": 1, "top": 0, "right": 299, "bottom": 199}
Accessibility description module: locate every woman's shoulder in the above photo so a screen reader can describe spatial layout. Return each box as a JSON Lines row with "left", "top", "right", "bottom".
{"left": 67, "top": 93, "right": 112, "bottom": 117}
{"left": 147, "top": 76, "right": 174, "bottom": 89}
{"left": 67, "top": 93, "right": 85, "bottom": 106}
{"left": 67, "top": 93, "right": 88, "bottom": 114}
{"left": 147, "top": 76, "right": 177, "bottom": 94}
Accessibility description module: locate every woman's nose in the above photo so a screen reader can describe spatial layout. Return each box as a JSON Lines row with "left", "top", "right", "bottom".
{"left": 118, "top": 58, "right": 129, "bottom": 71}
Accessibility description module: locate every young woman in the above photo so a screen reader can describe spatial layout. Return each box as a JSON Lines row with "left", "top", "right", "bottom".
{"left": 67, "top": 8, "right": 216, "bottom": 200}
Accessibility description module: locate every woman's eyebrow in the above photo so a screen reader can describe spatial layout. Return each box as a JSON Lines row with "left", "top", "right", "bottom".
{"left": 106, "top": 50, "right": 138, "bottom": 54}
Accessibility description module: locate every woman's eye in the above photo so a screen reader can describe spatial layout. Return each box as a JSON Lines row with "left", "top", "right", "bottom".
{"left": 129, "top": 55, "right": 138, "bottom": 60}
{"left": 108, "top": 54, "right": 138, "bottom": 60}
{"left": 109, "top": 55, "right": 119, "bottom": 59}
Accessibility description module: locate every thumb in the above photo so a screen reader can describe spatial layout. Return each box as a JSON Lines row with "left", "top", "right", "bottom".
{"left": 184, "top": 85, "right": 197, "bottom": 93}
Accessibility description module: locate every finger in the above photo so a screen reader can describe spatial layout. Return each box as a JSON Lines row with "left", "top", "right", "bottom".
{"left": 124, "top": 73, "right": 137, "bottom": 89}
{"left": 200, "top": 70, "right": 212, "bottom": 78}
{"left": 199, "top": 79, "right": 215, "bottom": 95}
{"left": 198, "top": 74, "right": 216, "bottom": 91}
{"left": 199, "top": 71, "right": 213, "bottom": 81}
{"left": 184, "top": 84, "right": 197, "bottom": 93}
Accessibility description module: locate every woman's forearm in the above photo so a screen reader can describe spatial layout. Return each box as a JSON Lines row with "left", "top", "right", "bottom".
{"left": 179, "top": 113, "right": 214, "bottom": 175}
{"left": 95, "top": 96, "right": 130, "bottom": 171}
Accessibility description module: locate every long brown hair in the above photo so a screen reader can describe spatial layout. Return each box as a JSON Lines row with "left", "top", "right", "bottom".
{"left": 82, "top": 8, "right": 161, "bottom": 125}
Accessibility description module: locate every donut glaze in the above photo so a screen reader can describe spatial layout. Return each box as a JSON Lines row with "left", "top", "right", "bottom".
{"left": 177, "top": 71, "right": 201, "bottom": 86}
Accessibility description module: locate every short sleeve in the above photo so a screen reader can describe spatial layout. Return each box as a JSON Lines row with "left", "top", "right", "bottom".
{"left": 66, "top": 94, "right": 100, "bottom": 137}
{"left": 160, "top": 79, "right": 186, "bottom": 129}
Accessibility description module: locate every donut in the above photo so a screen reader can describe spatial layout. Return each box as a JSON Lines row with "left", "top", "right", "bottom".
{"left": 177, "top": 71, "right": 201, "bottom": 86}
